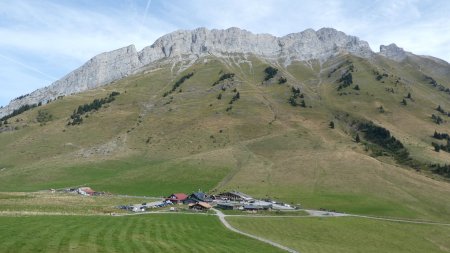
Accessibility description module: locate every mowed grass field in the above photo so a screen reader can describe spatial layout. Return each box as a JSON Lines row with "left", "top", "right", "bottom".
{"left": 0, "top": 214, "right": 284, "bottom": 253}
{"left": 227, "top": 216, "right": 450, "bottom": 253}
{"left": 0, "top": 192, "right": 158, "bottom": 215}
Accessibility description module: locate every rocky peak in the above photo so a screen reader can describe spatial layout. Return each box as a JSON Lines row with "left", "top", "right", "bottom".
{"left": 379, "top": 43, "right": 408, "bottom": 61}
{"left": 1, "top": 27, "right": 375, "bottom": 118}
{"left": 139, "top": 27, "right": 373, "bottom": 65}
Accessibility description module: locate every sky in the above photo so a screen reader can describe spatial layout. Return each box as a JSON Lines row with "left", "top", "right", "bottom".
{"left": 1, "top": 0, "right": 449, "bottom": 106}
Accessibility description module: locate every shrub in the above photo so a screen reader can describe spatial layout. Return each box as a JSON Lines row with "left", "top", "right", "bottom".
{"left": 278, "top": 77, "right": 287, "bottom": 84}
{"left": 213, "top": 73, "right": 234, "bottom": 86}
{"left": 264, "top": 66, "right": 278, "bottom": 81}
{"left": 36, "top": 110, "right": 53, "bottom": 125}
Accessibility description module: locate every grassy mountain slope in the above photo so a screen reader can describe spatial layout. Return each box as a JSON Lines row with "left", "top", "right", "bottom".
{"left": 1, "top": 53, "right": 450, "bottom": 221}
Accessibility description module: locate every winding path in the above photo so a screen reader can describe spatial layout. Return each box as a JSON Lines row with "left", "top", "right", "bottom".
{"left": 212, "top": 208, "right": 299, "bottom": 253}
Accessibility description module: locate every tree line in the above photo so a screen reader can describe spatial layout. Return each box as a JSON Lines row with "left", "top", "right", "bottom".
{"left": 213, "top": 73, "right": 234, "bottom": 86}
{"left": 1, "top": 103, "right": 40, "bottom": 122}
{"left": 68, "top": 91, "right": 120, "bottom": 126}
{"left": 429, "top": 164, "right": 450, "bottom": 178}
{"left": 163, "top": 72, "right": 194, "bottom": 97}
{"left": 357, "top": 122, "right": 410, "bottom": 163}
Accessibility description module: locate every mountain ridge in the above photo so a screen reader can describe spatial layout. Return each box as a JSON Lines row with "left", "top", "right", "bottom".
{"left": 0, "top": 27, "right": 442, "bottom": 118}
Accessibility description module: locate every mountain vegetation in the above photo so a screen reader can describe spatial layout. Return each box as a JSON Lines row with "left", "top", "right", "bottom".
{"left": 2, "top": 27, "right": 450, "bottom": 253}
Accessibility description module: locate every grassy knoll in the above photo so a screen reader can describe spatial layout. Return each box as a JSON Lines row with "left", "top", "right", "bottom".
{"left": 0, "top": 214, "right": 284, "bottom": 253}
{"left": 227, "top": 216, "right": 450, "bottom": 253}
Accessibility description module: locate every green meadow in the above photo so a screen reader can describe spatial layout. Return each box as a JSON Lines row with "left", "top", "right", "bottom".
{"left": 0, "top": 214, "right": 284, "bottom": 253}
{"left": 227, "top": 216, "right": 450, "bottom": 253}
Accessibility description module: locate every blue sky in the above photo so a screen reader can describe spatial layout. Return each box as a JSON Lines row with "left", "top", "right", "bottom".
{"left": 1, "top": 0, "right": 449, "bottom": 106}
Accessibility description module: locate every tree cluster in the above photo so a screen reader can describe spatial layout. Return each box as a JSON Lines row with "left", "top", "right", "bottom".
{"left": 431, "top": 140, "right": 450, "bottom": 153}
{"left": 229, "top": 92, "right": 240, "bottom": 104}
{"left": 435, "top": 105, "right": 450, "bottom": 117}
{"left": 424, "top": 75, "right": 450, "bottom": 95}
{"left": 68, "top": 91, "right": 120, "bottom": 126}
{"left": 375, "top": 72, "right": 388, "bottom": 81}
{"left": 433, "top": 131, "right": 449, "bottom": 140}
{"left": 278, "top": 77, "right": 287, "bottom": 84}
{"left": 337, "top": 72, "right": 353, "bottom": 90}
{"left": 13, "top": 93, "right": 30, "bottom": 101}
{"left": 431, "top": 114, "right": 444, "bottom": 125}
{"left": 327, "top": 60, "right": 353, "bottom": 78}
{"left": 212, "top": 73, "right": 234, "bottom": 86}
{"left": 288, "top": 87, "right": 305, "bottom": 107}
{"left": 429, "top": 163, "right": 450, "bottom": 178}
{"left": 358, "top": 122, "right": 410, "bottom": 163}
{"left": 36, "top": 109, "right": 53, "bottom": 125}
{"left": 163, "top": 72, "right": 194, "bottom": 97}
{"left": 264, "top": 66, "right": 278, "bottom": 81}
{"left": 1, "top": 103, "right": 39, "bottom": 122}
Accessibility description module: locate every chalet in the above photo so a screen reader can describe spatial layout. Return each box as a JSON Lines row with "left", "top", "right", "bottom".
{"left": 189, "top": 202, "right": 212, "bottom": 211}
{"left": 185, "top": 191, "right": 212, "bottom": 204}
{"left": 77, "top": 187, "right": 95, "bottom": 196}
{"left": 166, "top": 193, "right": 188, "bottom": 204}
{"left": 215, "top": 191, "right": 253, "bottom": 202}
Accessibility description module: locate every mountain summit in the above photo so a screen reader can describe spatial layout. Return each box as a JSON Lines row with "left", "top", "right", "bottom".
{"left": 0, "top": 27, "right": 440, "bottom": 118}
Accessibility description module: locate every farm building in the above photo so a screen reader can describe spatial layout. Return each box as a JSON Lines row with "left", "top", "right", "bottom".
{"left": 77, "top": 187, "right": 95, "bottom": 196}
{"left": 216, "top": 202, "right": 243, "bottom": 210}
{"left": 185, "top": 192, "right": 212, "bottom": 204}
{"left": 166, "top": 193, "right": 188, "bottom": 204}
{"left": 243, "top": 204, "right": 269, "bottom": 211}
{"left": 188, "top": 202, "right": 212, "bottom": 211}
{"left": 215, "top": 191, "right": 253, "bottom": 201}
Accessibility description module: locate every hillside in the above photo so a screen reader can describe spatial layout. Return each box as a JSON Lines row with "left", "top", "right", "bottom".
{"left": 1, "top": 41, "right": 450, "bottom": 224}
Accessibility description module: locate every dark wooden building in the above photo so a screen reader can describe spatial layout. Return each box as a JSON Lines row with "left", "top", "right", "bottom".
{"left": 185, "top": 192, "right": 212, "bottom": 204}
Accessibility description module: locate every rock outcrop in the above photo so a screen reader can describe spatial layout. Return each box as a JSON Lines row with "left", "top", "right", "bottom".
{"left": 138, "top": 27, "right": 373, "bottom": 65}
{"left": 1, "top": 45, "right": 141, "bottom": 118}
{"left": 379, "top": 43, "right": 408, "bottom": 61}
{"left": 1, "top": 27, "right": 405, "bottom": 118}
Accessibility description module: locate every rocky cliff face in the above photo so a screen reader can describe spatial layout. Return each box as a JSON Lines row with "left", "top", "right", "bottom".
{"left": 1, "top": 45, "right": 141, "bottom": 118}
{"left": 379, "top": 43, "right": 408, "bottom": 61}
{"left": 0, "top": 27, "right": 411, "bottom": 118}
{"left": 138, "top": 27, "right": 373, "bottom": 65}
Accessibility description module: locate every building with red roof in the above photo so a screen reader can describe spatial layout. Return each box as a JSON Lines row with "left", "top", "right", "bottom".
{"left": 166, "top": 193, "right": 188, "bottom": 204}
